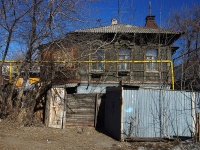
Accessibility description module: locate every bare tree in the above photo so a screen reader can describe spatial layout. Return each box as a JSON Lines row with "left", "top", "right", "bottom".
{"left": 168, "top": 4, "right": 200, "bottom": 90}
{"left": 0, "top": 0, "right": 97, "bottom": 124}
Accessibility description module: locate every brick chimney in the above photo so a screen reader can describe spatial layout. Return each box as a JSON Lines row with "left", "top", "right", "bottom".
{"left": 145, "top": 15, "right": 158, "bottom": 28}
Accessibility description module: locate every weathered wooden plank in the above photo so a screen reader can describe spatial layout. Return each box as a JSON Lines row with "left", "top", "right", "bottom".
{"left": 66, "top": 109, "right": 94, "bottom": 114}
{"left": 46, "top": 88, "right": 66, "bottom": 129}
{"left": 66, "top": 103, "right": 95, "bottom": 107}
{"left": 66, "top": 118, "right": 94, "bottom": 122}
{"left": 65, "top": 93, "right": 97, "bottom": 126}
{"left": 66, "top": 114, "right": 94, "bottom": 117}
{"left": 65, "top": 93, "right": 104, "bottom": 127}
{"left": 65, "top": 122, "right": 94, "bottom": 126}
{"left": 67, "top": 101, "right": 94, "bottom": 103}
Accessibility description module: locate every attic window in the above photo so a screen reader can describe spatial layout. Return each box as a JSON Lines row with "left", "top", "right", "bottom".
{"left": 118, "top": 49, "right": 130, "bottom": 71}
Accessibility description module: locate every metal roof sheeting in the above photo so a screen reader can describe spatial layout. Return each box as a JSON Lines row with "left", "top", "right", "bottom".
{"left": 75, "top": 24, "right": 182, "bottom": 35}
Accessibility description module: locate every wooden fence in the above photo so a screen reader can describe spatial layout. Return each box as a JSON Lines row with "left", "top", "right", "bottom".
{"left": 45, "top": 88, "right": 105, "bottom": 128}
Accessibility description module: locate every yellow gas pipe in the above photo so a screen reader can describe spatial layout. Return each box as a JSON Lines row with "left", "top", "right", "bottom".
{"left": 9, "top": 63, "right": 12, "bottom": 83}
{"left": 3, "top": 60, "right": 175, "bottom": 90}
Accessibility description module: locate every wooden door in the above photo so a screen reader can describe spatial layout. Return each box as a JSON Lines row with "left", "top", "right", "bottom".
{"left": 45, "top": 88, "right": 66, "bottom": 129}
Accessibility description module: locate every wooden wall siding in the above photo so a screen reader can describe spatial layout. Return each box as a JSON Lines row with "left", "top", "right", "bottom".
{"left": 41, "top": 34, "right": 173, "bottom": 86}
{"left": 131, "top": 72, "right": 144, "bottom": 81}
{"left": 97, "top": 44, "right": 170, "bottom": 83}
{"left": 145, "top": 72, "right": 160, "bottom": 81}
{"left": 65, "top": 94, "right": 101, "bottom": 126}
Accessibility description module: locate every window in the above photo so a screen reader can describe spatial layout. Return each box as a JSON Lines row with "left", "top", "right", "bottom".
{"left": 92, "top": 50, "right": 103, "bottom": 71}
{"left": 119, "top": 49, "right": 130, "bottom": 71}
{"left": 146, "top": 49, "right": 158, "bottom": 71}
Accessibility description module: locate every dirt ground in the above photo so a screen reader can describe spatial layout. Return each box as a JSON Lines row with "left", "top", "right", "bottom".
{"left": 0, "top": 119, "right": 197, "bottom": 150}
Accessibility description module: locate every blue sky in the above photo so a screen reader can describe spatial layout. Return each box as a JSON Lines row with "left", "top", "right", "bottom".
{"left": 87, "top": 0, "right": 200, "bottom": 66}
{"left": 89, "top": 0, "right": 200, "bottom": 28}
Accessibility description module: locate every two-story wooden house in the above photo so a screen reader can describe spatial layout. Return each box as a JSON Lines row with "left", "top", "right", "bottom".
{"left": 39, "top": 14, "right": 182, "bottom": 93}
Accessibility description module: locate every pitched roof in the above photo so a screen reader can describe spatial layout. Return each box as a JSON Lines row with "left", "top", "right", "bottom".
{"left": 75, "top": 24, "right": 182, "bottom": 35}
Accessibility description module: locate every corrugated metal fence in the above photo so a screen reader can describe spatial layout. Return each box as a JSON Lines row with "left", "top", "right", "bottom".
{"left": 105, "top": 87, "right": 198, "bottom": 141}
{"left": 123, "top": 89, "right": 195, "bottom": 138}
